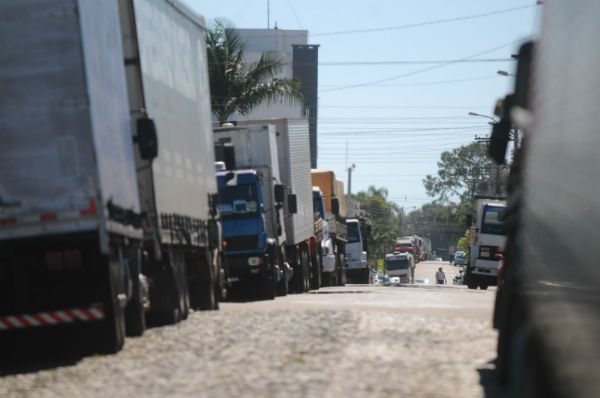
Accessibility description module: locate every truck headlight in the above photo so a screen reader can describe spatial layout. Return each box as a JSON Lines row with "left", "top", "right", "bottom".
{"left": 248, "top": 256, "right": 262, "bottom": 266}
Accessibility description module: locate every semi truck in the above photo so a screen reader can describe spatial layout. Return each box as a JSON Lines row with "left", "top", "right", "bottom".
{"left": 492, "top": 3, "right": 600, "bottom": 394}
{"left": 465, "top": 198, "right": 506, "bottom": 290}
{"left": 0, "top": 0, "right": 224, "bottom": 354}
{"left": 311, "top": 170, "right": 348, "bottom": 286}
{"left": 214, "top": 119, "right": 316, "bottom": 295}
{"left": 214, "top": 125, "right": 287, "bottom": 299}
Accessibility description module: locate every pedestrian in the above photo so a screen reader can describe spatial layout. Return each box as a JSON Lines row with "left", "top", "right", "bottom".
{"left": 435, "top": 267, "right": 447, "bottom": 284}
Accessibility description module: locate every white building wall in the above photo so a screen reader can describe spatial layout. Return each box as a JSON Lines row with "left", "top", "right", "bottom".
{"left": 233, "top": 28, "right": 308, "bottom": 121}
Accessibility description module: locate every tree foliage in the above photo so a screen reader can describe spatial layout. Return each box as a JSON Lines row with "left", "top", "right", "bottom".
{"left": 423, "top": 141, "right": 491, "bottom": 203}
{"left": 352, "top": 186, "right": 401, "bottom": 258}
{"left": 206, "top": 19, "right": 303, "bottom": 123}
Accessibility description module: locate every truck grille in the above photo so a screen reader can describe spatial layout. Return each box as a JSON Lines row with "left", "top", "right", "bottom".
{"left": 225, "top": 235, "right": 258, "bottom": 251}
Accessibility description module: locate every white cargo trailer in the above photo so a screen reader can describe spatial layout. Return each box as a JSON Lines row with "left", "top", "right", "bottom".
{"left": 0, "top": 0, "right": 144, "bottom": 353}
{"left": 119, "top": 0, "right": 225, "bottom": 320}
{"left": 0, "top": 0, "right": 225, "bottom": 355}
{"left": 232, "top": 119, "right": 317, "bottom": 293}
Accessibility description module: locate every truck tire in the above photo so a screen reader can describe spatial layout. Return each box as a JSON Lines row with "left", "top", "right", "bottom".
{"left": 151, "top": 256, "right": 183, "bottom": 325}
{"left": 336, "top": 253, "right": 346, "bottom": 287}
{"left": 125, "top": 298, "right": 146, "bottom": 337}
{"left": 302, "top": 249, "right": 310, "bottom": 292}
{"left": 321, "top": 271, "right": 332, "bottom": 287}
{"left": 261, "top": 261, "right": 277, "bottom": 300}
{"left": 292, "top": 250, "right": 306, "bottom": 294}
{"left": 479, "top": 284, "right": 489, "bottom": 290}
{"left": 310, "top": 254, "right": 321, "bottom": 290}
{"left": 125, "top": 248, "right": 146, "bottom": 337}
{"left": 198, "top": 250, "right": 218, "bottom": 310}
{"left": 277, "top": 266, "right": 289, "bottom": 296}
{"left": 99, "top": 258, "right": 126, "bottom": 354}
{"left": 362, "top": 267, "right": 371, "bottom": 284}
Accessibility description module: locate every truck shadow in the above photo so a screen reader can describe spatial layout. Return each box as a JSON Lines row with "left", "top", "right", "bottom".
{"left": 478, "top": 359, "right": 500, "bottom": 398}
{"left": 0, "top": 334, "right": 85, "bottom": 376}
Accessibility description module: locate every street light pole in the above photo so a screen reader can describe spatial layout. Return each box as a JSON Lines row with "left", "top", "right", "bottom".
{"left": 347, "top": 163, "right": 356, "bottom": 196}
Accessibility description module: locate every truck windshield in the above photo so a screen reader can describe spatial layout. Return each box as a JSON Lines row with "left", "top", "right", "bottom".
{"left": 481, "top": 205, "right": 506, "bottom": 235}
{"left": 218, "top": 183, "right": 259, "bottom": 219}
{"left": 312, "top": 191, "right": 325, "bottom": 219}
{"left": 346, "top": 222, "right": 361, "bottom": 243}
{"left": 385, "top": 258, "right": 409, "bottom": 270}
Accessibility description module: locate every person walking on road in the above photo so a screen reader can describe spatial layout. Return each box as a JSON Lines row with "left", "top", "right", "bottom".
{"left": 435, "top": 267, "right": 447, "bottom": 284}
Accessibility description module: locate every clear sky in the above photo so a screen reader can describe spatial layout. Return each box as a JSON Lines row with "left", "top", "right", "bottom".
{"left": 182, "top": 0, "right": 540, "bottom": 211}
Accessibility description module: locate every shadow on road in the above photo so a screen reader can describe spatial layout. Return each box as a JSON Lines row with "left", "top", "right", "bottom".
{"left": 478, "top": 359, "right": 500, "bottom": 398}
{"left": 0, "top": 334, "right": 85, "bottom": 376}
{"left": 310, "top": 289, "right": 371, "bottom": 295}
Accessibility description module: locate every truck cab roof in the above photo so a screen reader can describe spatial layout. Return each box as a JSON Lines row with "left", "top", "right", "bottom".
{"left": 216, "top": 169, "right": 258, "bottom": 184}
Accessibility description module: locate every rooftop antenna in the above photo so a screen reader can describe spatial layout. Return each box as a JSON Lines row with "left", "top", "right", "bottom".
{"left": 267, "top": 0, "right": 270, "bottom": 28}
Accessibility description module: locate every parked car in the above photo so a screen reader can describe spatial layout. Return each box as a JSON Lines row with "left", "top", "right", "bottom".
{"left": 453, "top": 251, "right": 468, "bottom": 266}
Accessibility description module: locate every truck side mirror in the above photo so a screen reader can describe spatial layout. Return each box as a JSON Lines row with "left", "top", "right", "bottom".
{"left": 488, "top": 118, "right": 511, "bottom": 164}
{"left": 209, "top": 193, "right": 219, "bottom": 216}
{"left": 274, "top": 184, "right": 285, "bottom": 204}
{"left": 331, "top": 197, "right": 340, "bottom": 216}
{"left": 224, "top": 171, "right": 236, "bottom": 186}
{"left": 288, "top": 194, "right": 298, "bottom": 214}
{"left": 135, "top": 118, "right": 158, "bottom": 160}
{"left": 465, "top": 214, "right": 473, "bottom": 228}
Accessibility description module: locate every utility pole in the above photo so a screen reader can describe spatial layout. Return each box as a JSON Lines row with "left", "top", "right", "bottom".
{"left": 267, "top": 0, "right": 270, "bottom": 28}
{"left": 347, "top": 163, "right": 355, "bottom": 196}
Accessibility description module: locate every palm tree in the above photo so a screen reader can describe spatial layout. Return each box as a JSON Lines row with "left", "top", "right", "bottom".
{"left": 206, "top": 19, "right": 303, "bottom": 124}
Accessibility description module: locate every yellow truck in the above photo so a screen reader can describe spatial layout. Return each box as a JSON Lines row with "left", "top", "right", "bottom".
{"left": 311, "top": 170, "right": 347, "bottom": 286}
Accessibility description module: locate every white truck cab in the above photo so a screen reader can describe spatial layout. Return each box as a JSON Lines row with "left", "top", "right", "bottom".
{"left": 384, "top": 252, "right": 414, "bottom": 283}
{"left": 345, "top": 218, "right": 369, "bottom": 283}
{"left": 467, "top": 199, "right": 506, "bottom": 289}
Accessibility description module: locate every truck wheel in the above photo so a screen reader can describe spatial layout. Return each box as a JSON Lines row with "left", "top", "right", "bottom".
{"left": 179, "top": 261, "right": 190, "bottom": 319}
{"left": 336, "top": 253, "right": 346, "bottom": 287}
{"left": 198, "top": 251, "right": 217, "bottom": 310}
{"left": 125, "top": 298, "right": 146, "bottom": 337}
{"left": 362, "top": 268, "right": 370, "bottom": 284}
{"left": 292, "top": 251, "right": 305, "bottom": 294}
{"left": 302, "top": 249, "right": 310, "bottom": 292}
{"left": 261, "top": 262, "right": 277, "bottom": 300}
{"left": 321, "top": 271, "right": 332, "bottom": 287}
{"left": 310, "top": 254, "right": 321, "bottom": 290}
{"left": 99, "top": 259, "right": 126, "bottom": 354}
{"left": 277, "top": 266, "right": 289, "bottom": 296}
{"left": 480, "top": 284, "right": 489, "bottom": 290}
{"left": 125, "top": 248, "right": 146, "bottom": 337}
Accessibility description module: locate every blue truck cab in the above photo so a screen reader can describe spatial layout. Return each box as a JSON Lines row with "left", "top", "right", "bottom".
{"left": 216, "top": 169, "right": 279, "bottom": 298}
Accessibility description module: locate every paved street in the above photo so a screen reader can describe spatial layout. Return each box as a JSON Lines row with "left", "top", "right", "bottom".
{"left": 0, "top": 262, "right": 498, "bottom": 398}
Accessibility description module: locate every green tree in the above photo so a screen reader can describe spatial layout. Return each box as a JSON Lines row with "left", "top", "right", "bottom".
{"left": 423, "top": 141, "right": 491, "bottom": 203}
{"left": 352, "top": 186, "right": 400, "bottom": 258}
{"left": 456, "top": 229, "right": 470, "bottom": 253}
{"left": 206, "top": 19, "right": 303, "bottom": 123}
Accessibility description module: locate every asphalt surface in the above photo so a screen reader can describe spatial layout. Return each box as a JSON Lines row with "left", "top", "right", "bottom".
{"left": 0, "top": 261, "right": 498, "bottom": 398}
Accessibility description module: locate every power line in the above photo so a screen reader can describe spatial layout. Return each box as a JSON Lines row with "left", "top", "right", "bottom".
{"left": 320, "top": 75, "right": 500, "bottom": 88}
{"left": 285, "top": 0, "right": 303, "bottom": 29}
{"left": 319, "top": 105, "right": 492, "bottom": 109}
{"left": 317, "top": 58, "right": 515, "bottom": 66}
{"left": 310, "top": 4, "right": 536, "bottom": 37}
{"left": 320, "top": 39, "right": 527, "bottom": 93}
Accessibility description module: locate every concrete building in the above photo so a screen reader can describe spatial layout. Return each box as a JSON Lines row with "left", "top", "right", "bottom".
{"left": 234, "top": 28, "right": 320, "bottom": 168}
